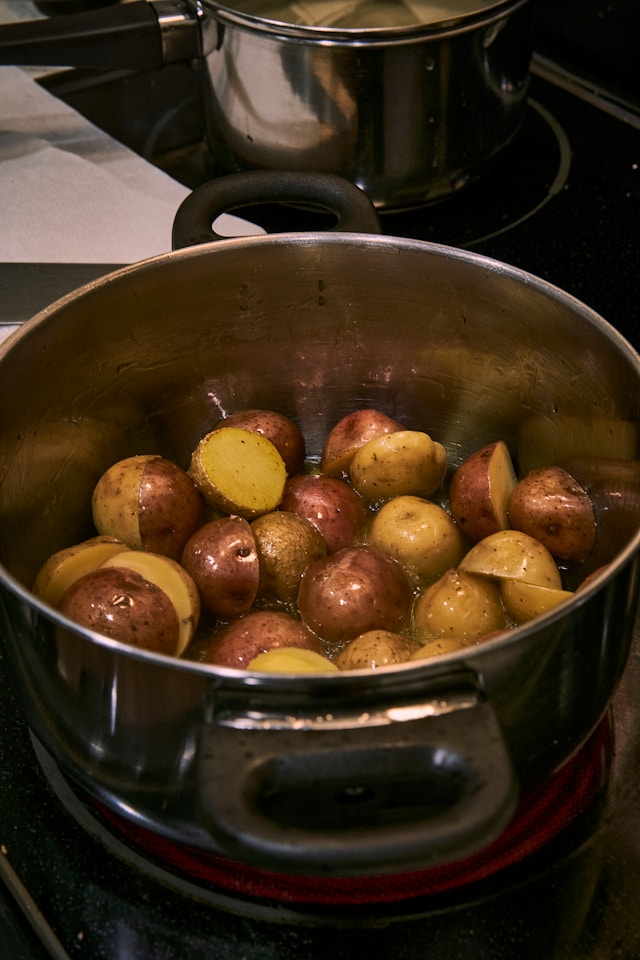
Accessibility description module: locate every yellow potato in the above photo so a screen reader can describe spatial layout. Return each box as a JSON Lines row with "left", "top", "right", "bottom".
{"left": 500, "top": 579, "right": 574, "bottom": 623}
{"left": 247, "top": 647, "right": 339, "bottom": 674}
{"left": 251, "top": 510, "right": 327, "bottom": 607}
{"left": 32, "top": 536, "right": 130, "bottom": 608}
{"left": 506, "top": 466, "right": 596, "bottom": 562}
{"left": 458, "top": 529, "right": 562, "bottom": 588}
{"left": 188, "top": 426, "right": 287, "bottom": 518}
{"left": 412, "top": 569, "right": 508, "bottom": 643}
{"left": 349, "top": 430, "right": 448, "bottom": 502}
{"left": 101, "top": 550, "right": 200, "bottom": 656}
{"left": 335, "top": 629, "right": 419, "bottom": 670}
{"left": 367, "top": 495, "right": 463, "bottom": 584}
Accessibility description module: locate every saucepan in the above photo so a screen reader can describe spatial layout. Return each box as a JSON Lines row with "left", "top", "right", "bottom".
{"left": 0, "top": 0, "right": 533, "bottom": 210}
{"left": 0, "top": 171, "right": 638, "bottom": 879}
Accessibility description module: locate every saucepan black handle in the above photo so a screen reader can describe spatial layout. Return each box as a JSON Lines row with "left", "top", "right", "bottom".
{"left": 0, "top": 1, "right": 173, "bottom": 70}
{"left": 198, "top": 691, "right": 519, "bottom": 876}
{"left": 171, "top": 170, "right": 383, "bottom": 247}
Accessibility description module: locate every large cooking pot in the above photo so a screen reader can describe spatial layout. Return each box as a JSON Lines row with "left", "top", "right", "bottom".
{"left": 0, "top": 172, "right": 639, "bottom": 879}
{"left": 0, "top": 0, "right": 533, "bottom": 210}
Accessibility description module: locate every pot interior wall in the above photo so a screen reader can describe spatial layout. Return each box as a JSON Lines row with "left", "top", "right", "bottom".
{"left": 0, "top": 234, "right": 637, "bottom": 588}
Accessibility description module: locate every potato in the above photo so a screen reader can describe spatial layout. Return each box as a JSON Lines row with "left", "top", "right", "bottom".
{"left": 180, "top": 516, "right": 259, "bottom": 620}
{"left": 92, "top": 454, "right": 203, "bottom": 561}
{"left": 280, "top": 474, "right": 368, "bottom": 553}
{"left": 216, "top": 409, "right": 305, "bottom": 477}
{"left": 251, "top": 510, "right": 327, "bottom": 607}
{"left": 448, "top": 440, "right": 517, "bottom": 542}
{"left": 500, "top": 579, "right": 574, "bottom": 624}
{"left": 349, "top": 430, "right": 447, "bottom": 502}
{"left": 58, "top": 566, "right": 181, "bottom": 655}
{"left": 458, "top": 529, "right": 562, "bottom": 588}
{"left": 32, "top": 535, "right": 129, "bottom": 608}
{"left": 204, "top": 610, "right": 322, "bottom": 668}
{"left": 101, "top": 550, "right": 200, "bottom": 655}
{"left": 506, "top": 466, "right": 597, "bottom": 562}
{"left": 297, "top": 545, "right": 413, "bottom": 646}
{"left": 412, "top": 569, "right": 508, "bottom": 643}
{"left": 367, "top": 495, "right": 464, "bottom": 585}
{"left": 320, "top": 408, "right": 404, "bottom": 477}
{"left": 188, "top": 427, "right": 287, "bottom": 518}
{"left": 335, "top": 629, "right": 419, "bottom": 670}
{"left": 247, "top": 647, "right": 339, "bottom": 674}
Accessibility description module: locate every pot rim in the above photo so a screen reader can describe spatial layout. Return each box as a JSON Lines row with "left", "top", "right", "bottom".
{"left": 193, "top": 0, "right": 530, "bottom": 43}
{"left": 1, "top": 230, "right": 639, "bottom": 688}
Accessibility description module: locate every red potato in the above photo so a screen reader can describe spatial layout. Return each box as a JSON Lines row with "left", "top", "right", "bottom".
{"left": 215, "top": 409, "right": 306, "bottom": 477}
{"left": 204, "top": 610, "right": 322, "bottom": 668}
{"left": 320, "top": 408, "right": 404, "bottom": 477}
{"left": 280, "top": 474, "right": 369, "bottom": 553}
{"left": 449, "top": 440, "right": 517, "bottom": 542}
{"left": 507, "top": 466, "right": 597, "bottom": 562}
{"left": 92, "top": 454, "right": 203, "bottom": 561}
{"left": 180, "top": 516, "right": 259, "bottom": 620}
{"left": 297, "top": 545, "right": 413, "bottom": 647}
{"left": 32, "top": 535, "right": 129, "bottom": 608}
{"left": 58, "top": 566, "right": 181, "bottom": 655}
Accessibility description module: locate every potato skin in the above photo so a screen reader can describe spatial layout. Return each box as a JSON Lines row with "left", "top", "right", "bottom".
{"left": 335, "top": 630, "right": 419, "bottom": 670}
{"left": 180, "top": 516, "right": 259, "bottom": 620}
{"left": 58, "top": 566, "right": 180, "bottom": 655}
{"left": 449, "top": 440, "right": 517, "bottom": 543}
{"left": 349, "top": 430, "right": 447, "bottom": 502}
{"left": 367, "top": 495, "right": 463, "bottom": 585}
{"left": 216, "top": 409, "right": 306, "bottom": 477}
{"left": 204, "top": 610, "right": 322, "bottom": 668}
{"left": 320, "top": 409, "right": 404, "bottom": 477}
{"left": 251, "top": 510, "right": 327, "bottom": 607}
{"left": 92, "top": 454, "right": 203, "bottom": 561}
{"left": 298, "top": 545, "right": 413, "bottom": 646}
{"left": 413, "top": 569, "right": 508, "bottom": 644}
{"left": 280, "top": 474, "right": 368, "bottom": 553}
{"left": 507, "top": 466, "right": 597, "bottom": 562}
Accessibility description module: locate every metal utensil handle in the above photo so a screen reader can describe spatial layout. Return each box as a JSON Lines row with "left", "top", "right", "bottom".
{"left": 198, "top": 696, "right": 518, "bottom": 876}
{"left": 171, "top": 170, "right": 383, "bottom": 248}
{"left": 0, "top": 1, "right": 180, "bottom": 70}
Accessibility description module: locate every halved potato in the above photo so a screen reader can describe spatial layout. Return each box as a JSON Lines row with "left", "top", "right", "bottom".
{"left": 32, "top": 535, "right": 130, "bottom": 608}
{"left": 247, "top": 647, "right": 339, "bottom": 674}
{"left": 188, "top": 427, "right": 287, "bottom": 518}
{"left": 458, "top": 529, "right": 562, "bottom": 589}
{"left": 349, "top": 430, "right": 447, "bottom": 502}
{"left": 101, "top": 550, "right": 200, "bottom": 656}
{"left": 500, "top": 578, "right": 574, "bottom": 623}
{"left": 449, "top": 440, "right": 517, "bottom": 542}
{"left": 320, "top": 409, "right": 404, "bottom": 477}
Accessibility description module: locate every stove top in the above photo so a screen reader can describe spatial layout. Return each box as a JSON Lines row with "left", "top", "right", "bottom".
{"left": 2, "top": 3, "right": 640, "bottom": 957}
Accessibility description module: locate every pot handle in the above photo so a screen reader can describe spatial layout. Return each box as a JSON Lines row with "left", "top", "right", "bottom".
{"left": 0, "top": 1, "right": 197, "bottom": 70}
{"left": 198, "top": 692, "right": 519, "bottom": 876}
{"left": 171, "top": 170, "right": 383, "bottom": 247}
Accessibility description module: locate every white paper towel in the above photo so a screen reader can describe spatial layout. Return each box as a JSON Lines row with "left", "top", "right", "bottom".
{"left": 0, "top": 65, "right": 261, "bottom": 264}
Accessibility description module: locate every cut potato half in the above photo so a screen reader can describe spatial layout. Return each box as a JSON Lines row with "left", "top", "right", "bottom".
{"left": 449, "top": 440, "right": 517, "bottom": 542}
{"left": 501, "top": 578, "right": 574, "bottom": 623}
{"left": 459, "top": 529, "right": 562, "bottom": 588}
{"left": 101, "top": 550, "right": 200, "bottom": 656}
{"left": 33, "top": 536, "right": 130, "bottom": 608}
{"left": 188, "top": 427, "right": 287, "bottom": 518}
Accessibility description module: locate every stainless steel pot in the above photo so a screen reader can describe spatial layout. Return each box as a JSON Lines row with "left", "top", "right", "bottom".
{"left": 0, "top": 172, "right": 639, "bottom": 879}
{"left": 0, "top": 0, "right": 533, "bottom": 210}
